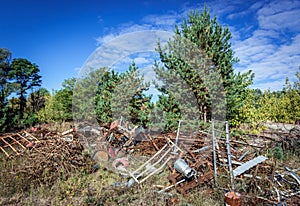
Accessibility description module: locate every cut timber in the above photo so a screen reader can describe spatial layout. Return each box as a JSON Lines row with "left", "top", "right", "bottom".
{"left": 233, "top": 156, "right": 267, "bottom": 177}
{"left": 9, "top": 136, "right": 26, "bottom": 149}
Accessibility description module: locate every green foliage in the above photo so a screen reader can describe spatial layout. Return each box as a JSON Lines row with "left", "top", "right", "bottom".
{"left": 154, "top": 5, "right": 253, "bottom": 130}
{"left": 26, "top": 88, "right": 49, "bottom": 113}
{"left": 182, "top": 6, "right": 254, "bottom": 122}
{"left": 232, "top": 68, "right": 300, "bottom": 130}
{"left": 94, "top": 68, "right": 122, "bottom": 124}
{"left": 113, "top": 63, "right": 153, "bottom": 127}
{"left": 256, "top": 72, "right": 300, "bottom": 124}
{"left": 95, "top": 62, "right": 152, "bottom": 126}
{"left": 73, "top": 68, "right": 105, "bottom": 123}
{"left": 0, "top": 48, "right": 13, "bottom": 131}
{"left": 150, "top": 93, "right": 181, "bottom": 132}
{"left": 232, "top": 89, "right": 262, "bottom": 131}
{"left": 38, "top": 78, "right": 75, "bottom": 123}
{"left": 0, "top": 48, "right": 13, "bottom": 100}
{"left": 273, "top": 146, "right": 283, "bottom": 161}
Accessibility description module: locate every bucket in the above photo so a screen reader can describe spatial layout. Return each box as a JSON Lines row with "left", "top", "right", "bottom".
{"left": 174, "top": 158, "right": 194, "bottom": 178}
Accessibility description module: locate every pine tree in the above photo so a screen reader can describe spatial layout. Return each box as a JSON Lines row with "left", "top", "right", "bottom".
{"left": 91, "top": 62, "right": 152, "bottom": 127}
{"left": 155, "top": 6, "right": 253, "bottom": 128}
{"left": 0, "top": 48, "right": 14, "bottom": 131}
{"left": 9, "top": 58, "right": 42, "bottom": 120}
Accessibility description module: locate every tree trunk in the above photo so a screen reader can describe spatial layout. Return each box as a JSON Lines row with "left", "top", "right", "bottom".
{"left": 19, "top": 90, "right": 26, "bottom": 119}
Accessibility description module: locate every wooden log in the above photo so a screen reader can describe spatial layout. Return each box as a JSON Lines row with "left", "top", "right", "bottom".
{"left": 225, "top": 191, "right": 242, "bottom": 206}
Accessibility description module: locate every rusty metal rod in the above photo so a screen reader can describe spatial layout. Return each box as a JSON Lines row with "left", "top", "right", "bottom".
{"left": 0, "top": 143, "right": 10, "bottom": 157}
{"left": 1, "top": 137, "right": 19, "bottom": 155}
{"left": 8, "top": 135, "right": 26, "bottom": 149}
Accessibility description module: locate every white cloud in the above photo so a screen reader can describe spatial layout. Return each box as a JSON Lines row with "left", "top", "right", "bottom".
{"left": 96, "top": 33, "right": 118, "bottom": 45}
{"left": 83, "top": 30, "right": 172, "bottom": 75}
{"left": 258, "top": 9, "right": 300, "bottom": 32}
{"left": 229, "top": 0, "right": 300, "bottom": 91}
{"left": 142, "top": 13, "right": 178, "bottom": 26}
{"left": 134, "top": 57, "right": 150, "bottom": 65}
{"left": 233, "top": 31, "right": 300, "bottom": 91}
{"left": 89, "top": 0, "right": 300, "bottom": 91}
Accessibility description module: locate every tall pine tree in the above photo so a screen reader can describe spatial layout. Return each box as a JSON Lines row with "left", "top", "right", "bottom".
{"left": 155, "top": 6, "right": 253, "bottom": 126}
{"left": 9, "top": 58, "right": 42, "bottom": 120}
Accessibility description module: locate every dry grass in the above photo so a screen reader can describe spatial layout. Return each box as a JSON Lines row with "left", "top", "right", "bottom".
{"left": 1, "top": 151, "right": 299, "bottom": 205}
{"left": 0, "top": 152, "right": 223, "bottom": 206}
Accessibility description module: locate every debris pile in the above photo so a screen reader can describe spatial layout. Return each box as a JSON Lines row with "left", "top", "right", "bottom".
{"left": 0, "top": 131, "right": 41, "bottom": 157}
{"left": 0, "top": 127, "right": 94, "bottom": 186}
{"left": 0, "top": 120, "right": 299, "bottom": 205}
{"left": 80, "top": 118, "right": 299, "bottom": 205}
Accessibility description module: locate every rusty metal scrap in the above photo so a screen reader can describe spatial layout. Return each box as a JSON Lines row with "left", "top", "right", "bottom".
{"left": 0, "top": 131, "right": 41, "bottom": 157}
{"left": 1, "top": 120, "right": 299, "bottom": 205}
{"left": 1, "top": 128, "right": 94, "bottom": 187}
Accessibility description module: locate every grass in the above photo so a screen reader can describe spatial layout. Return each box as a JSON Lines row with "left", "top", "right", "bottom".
{"left": 1, "top": 149, "right": 299, "bottom": 205}
{"left": 0, "top": 150, "right": 224, "bottom": 206}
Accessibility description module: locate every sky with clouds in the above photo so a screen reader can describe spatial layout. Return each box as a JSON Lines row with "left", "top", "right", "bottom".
{"left": 0, "top": 0, "right": 299, "bottom": 92}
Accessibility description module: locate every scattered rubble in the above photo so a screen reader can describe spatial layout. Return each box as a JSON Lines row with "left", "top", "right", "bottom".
{"left": 0, "top": 120, "right": 299, "bottom": 205}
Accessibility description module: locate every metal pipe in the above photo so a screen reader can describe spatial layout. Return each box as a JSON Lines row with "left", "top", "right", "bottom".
{"left": 226, "top": 121, "right": 234, "bottom": 190}
{"left": 158, "top": 179, "right": 186, "bottom": 193}
{"left": 174, "top": 120, "right": 183, "bottom": 153}
{"left": 212, "top": 119, "right": 218, "bottom": 187}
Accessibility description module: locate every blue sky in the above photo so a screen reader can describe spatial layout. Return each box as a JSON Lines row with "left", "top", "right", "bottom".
{"left": 1, "top": 0, "right": 299, "bottom": 92}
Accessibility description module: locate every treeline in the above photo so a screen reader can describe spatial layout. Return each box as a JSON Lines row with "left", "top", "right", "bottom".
{"left": 235, "top": 75, "right": 300, "bottom": 132}
{"left": 1, "top": 6, "right": 299, "bottom": 133}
